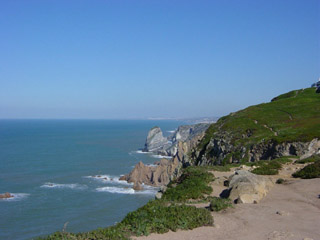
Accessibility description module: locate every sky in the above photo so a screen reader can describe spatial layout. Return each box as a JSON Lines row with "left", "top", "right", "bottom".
{"left": 0, "top": 0, "right": 319, "bottom": 119}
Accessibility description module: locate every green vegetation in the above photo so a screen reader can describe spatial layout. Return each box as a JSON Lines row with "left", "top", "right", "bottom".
{"left": 292, "top": 160, "right": 320, "bottom": 179}
{"left": 121, "top": 200, "right": 213, "bottom": 236}
{"left": 251, "top": 157, "right": 292, "bottom": 175}
{"left": 295, "top": 154, "right": 320, "bottom": 164}
{"left": 209, "top": 197, "right": 233, "bottom": 212}
{"left": 276, "top": 178, "right": 285, "bottom": 184}
{"left": 162, "top": 166, "right": 214, "bottom": 202}
{"left": 40, "top": 199, "right": 213, "bottom": 240}
{"left": 197, "top": 88, "right": 320, "bottom": 164}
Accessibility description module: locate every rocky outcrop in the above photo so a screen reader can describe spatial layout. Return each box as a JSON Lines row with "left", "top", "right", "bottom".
{"left": 228, "top": 170, "right": 274, "bottom": 204}
{"left": 249, "top": 139, "right": 320, "bottom": 161}
{"left": 142, "top": 123, "right": 210, "bottom": 157}
{"left": 195, "top": 136, "right": 320, "bottom": 165}
{"left": 143, "top": 126, "right": 169, "bottom": 153}
{"left": 120, "top": 158, "right": 181, "bottom": 187}
{"left": 0, "top": 192, "right": 13, "bottom": 199}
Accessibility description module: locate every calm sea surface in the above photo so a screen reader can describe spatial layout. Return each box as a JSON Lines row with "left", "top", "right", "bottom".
{"left": 0, "top": 119, "right": 185, "bottom": 240}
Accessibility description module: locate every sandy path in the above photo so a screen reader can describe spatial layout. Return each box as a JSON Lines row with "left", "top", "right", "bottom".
{"left": 135, "top": 178, "right": 320, "bottom": 240}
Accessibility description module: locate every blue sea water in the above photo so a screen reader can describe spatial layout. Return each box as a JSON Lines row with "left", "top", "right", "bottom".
{"left": 0, "top": 119, "right": 185, "bottom": 240}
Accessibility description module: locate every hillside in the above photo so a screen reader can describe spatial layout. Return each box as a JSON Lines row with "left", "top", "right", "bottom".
{"left": 192, "top": 88, "right": 320, "bottom": 165}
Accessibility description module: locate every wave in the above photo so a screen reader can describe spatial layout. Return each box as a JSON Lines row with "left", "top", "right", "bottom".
{"left": 41, "top": 182, "right": 87, "bottom": 190}
{"left": 167, "top": 130, "right": 176, "bottom": 133}
{"left": 135, "top": 150, "right": 148, "bottom": 154}
{"left": 96, "top": 185, "right": 158, "bottom": 195}
{"left": 145, "top": 163, "right": 158, "bottom": 167}
{"left": 151, "top": 154, "right": 172, "bottom": 159}
{"left": 96, "top": 186, "right": 135, "bottom": 194}
{"left": 0, "top": 193, "right": 30, "bottom": 201}
{"left": 84, "top": 175, "right": 133, "bottom": 186}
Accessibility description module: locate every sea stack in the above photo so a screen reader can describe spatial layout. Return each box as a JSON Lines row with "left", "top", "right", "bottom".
{"left": 143, "top": 126, "right": 168, "bottom": 152}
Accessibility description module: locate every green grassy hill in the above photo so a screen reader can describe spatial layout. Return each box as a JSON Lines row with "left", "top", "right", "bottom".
{"left": 194, "top": 88, "right": 320, "bottom": 165}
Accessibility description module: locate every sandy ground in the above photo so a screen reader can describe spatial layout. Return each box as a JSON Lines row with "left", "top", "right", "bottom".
{"left": 135, "top": 164, "right": 320, "bottom": 240}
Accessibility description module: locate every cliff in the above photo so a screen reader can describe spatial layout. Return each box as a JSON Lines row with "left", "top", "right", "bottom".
{"left": 192, "top": 88, "right": 320, "bottom": 165}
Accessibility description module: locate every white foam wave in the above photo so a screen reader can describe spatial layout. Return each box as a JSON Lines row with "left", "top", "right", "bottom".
{"left": 96, "top": 186, "right": 158, "bottom": 195}
{"left": 0, "top": 193, "right": 30, "bottom": 201}
{"left": 167, "top": 130, "right": 176, "bottom": 133}
{"left": 96, "top": 186, "right": 135, "bottom": 194}
{"left": 151, "top": 154, "right": 172, "bottom": 159}
{"left": 135, "top": 150, "right": 148, "bottom": 154}
{"left": 84, "top": 175, "right": 133, "bottom": 186}
{"left": 145, "top": 163, "right": 158, "bottom": 167}
{"left": 41, "top": 183, "right": 87, "bottom": 190}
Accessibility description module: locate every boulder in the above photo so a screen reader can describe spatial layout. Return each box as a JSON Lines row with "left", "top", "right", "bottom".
{"left": 0, "top": 192, "right": 13, "bottom": 199}
{"left": 228, "top": 170, "right": 274, "bottom": 204}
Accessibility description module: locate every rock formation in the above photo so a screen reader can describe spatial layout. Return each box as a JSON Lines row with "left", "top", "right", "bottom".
{"left": 0, "top": 192, "right": 13, "bottom": 199}
{"left": 120, "top": 158, "right": 180, "bottom": 186}
{"left": 142, "top": 123, "right": 210, "bottom": 157}
{"left": 228, "top": 170, "right": 274, "bottom": 204}
{"left": 143, "top": 126, "right": 169, "bottom": 153}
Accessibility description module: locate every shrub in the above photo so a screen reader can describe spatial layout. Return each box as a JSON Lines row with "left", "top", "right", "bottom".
{"left": 209, "top": 197, "right": 232, "bottom": 212}
{"left": 295, "top": 155, "right": 320, "bottom": 164}
{"left": 292, "top": 161, "right": 320, "bottom": 179}
{"left": 251, "top": 158, "right": 288, "bottom": 175}
{"left": 162, "top": 166, "right": 214, "bottom": 202}
{"left": 276, "top": 178, "right": 285, "bottom": 184}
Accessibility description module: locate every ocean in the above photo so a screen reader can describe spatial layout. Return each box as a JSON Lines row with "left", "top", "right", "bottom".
{"left": 0, "top": 119, "right": 185, "bottom": 240}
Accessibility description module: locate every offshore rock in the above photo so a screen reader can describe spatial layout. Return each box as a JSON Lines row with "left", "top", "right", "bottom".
{"left": 228, "top": 170, "right": 274, "bottom": 204}
{"left": 121, "top": 158, "right": 180, "bottom": 187}
{"left": 133, "top": 182, "right": 143, "bottom": 191}
{"left": 143, "top": 126, "right": 169, "bottom": 153}
{"left": 0, "top": 192, "right": 13, "bottom": 199}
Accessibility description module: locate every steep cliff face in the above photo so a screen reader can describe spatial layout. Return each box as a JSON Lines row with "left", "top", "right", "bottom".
{"left": 192, "top": 88, "right": 320, "bottom": 165}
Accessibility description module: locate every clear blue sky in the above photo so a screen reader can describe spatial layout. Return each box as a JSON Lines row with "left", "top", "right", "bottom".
{"left": 0, "top": 0, "right": 319, "bottom": 119}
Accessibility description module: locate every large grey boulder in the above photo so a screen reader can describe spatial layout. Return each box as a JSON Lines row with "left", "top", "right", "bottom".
{"left": 143, "top": 126, "right": 169, "bottom": 152}
{"left": 228, "top": 170, "right": 274, "bottom": 204}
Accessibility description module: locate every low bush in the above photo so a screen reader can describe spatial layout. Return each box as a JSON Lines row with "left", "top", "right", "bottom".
{"left": 162, "top": 166, "right": 214, "bottom": 202}
{"left": 292, "top": 160, "right": 320, "bottom": 179}
{"left": 120, "top": 200, "right": 213, "bottom": 236}
{"left": 251, "top": 158, "right": 288, "bottom": 175}
{"left": 276, "top": 178, "right": 285, "bottom": 184}
{"left": 209, "top": 197, "right": 232, "bottom": 212}
{"left": 295, "top": 155, "right": 320, "bottom": 164}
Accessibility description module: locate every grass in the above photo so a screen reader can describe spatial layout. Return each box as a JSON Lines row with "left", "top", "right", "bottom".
{"left": 209, "top": 197, "right": 233, "bottom": 212}
{"left": 292, "top": 160, "right": 320, "bottom": 179}
{"left": 295, "top": 155, "right": 320, "bottom": 164}
{"left": 196, "top": 88, "right": 320, "bottom": 165}
{"left": 162, "top": 166, "right": 214, "bottom": 202}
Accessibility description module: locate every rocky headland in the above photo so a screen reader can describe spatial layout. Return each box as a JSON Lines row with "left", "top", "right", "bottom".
{"left": 42, "top": 87, "right": 320, "bottom": 240}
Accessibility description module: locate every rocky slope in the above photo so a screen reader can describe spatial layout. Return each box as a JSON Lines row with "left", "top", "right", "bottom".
{"left": 192, "top": 88, "right": 320, "bottom": 165}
